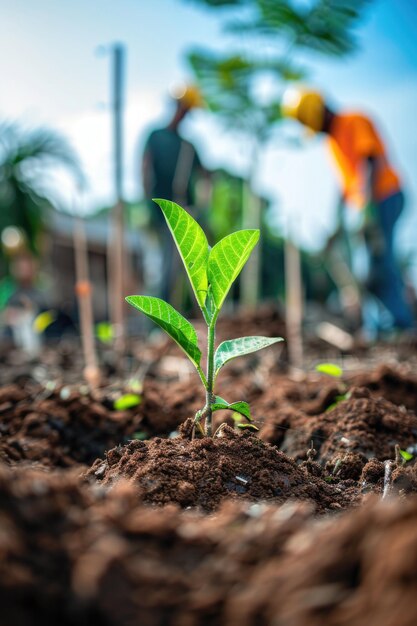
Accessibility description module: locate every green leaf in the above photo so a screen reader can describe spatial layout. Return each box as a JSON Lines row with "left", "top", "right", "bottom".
{"left": 126, "top": 295, "right": 202, "bottom": 370}
{"left": 315, "top": 363, "right": 343, "bottom": 378}
{"left": 237, "top": 423, "right": 259, "bottom": 432}
{"left": 114, "top": 394, "right": 142, "bottom": 411}
{"left": 153, "top": 199, "right": 209, "bottom": 308}
{"left": 214, "top": 335, "right": 283, "bottom": 378}
{"left": 400, "top": 449, "right": 413, "bottom": 462}
{"left": 208, "top": 229, "right": 259, "bottom": 309}
{"left": 228, "top": 401, "right": 252, "bottom": 421}
{"left": 211, "top": 398, "right": 253, "bottom": 421}
{"left": 96, "top": 321, "right": 114, "bottom": 343}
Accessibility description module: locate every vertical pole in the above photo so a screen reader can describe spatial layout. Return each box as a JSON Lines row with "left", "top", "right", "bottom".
{"left": 107, "top": 43, "right": 126, "bottom": 358}
{"left": 74, "top": 215, "right": 101, "bottom": 387}
{"left": 284, "top": 234, "right": 304, "bottom": 371}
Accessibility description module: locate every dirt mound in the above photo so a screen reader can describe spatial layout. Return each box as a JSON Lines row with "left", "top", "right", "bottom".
{"left": 86, "top": 423, "right": 354, "bottom": 513}
{"left": 260, "top": 386, "right": 417, "bottom": 463}
{"left": 0, "top": 384, "right": 142, "bottom": 468}
{"left": 351, "top": 363, "right": 417, "bottom": 413}
{"left": 1, "top": 464, "right": 417, "bottom": 626}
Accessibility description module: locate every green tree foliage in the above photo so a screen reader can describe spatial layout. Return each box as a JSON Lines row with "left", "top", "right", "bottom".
{"left": 185, "top": 0, "right": 369, "bottom": 131}
{"left": 0, "top": 123, "right": 82, "bottom": 258}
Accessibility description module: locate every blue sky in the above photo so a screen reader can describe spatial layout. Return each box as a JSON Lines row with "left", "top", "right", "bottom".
{"left": 1, "top": 0, "right": 417, "bottom": 281}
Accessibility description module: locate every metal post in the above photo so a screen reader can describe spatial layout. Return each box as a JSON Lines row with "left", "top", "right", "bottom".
{"left": 107, "top": 43, "right": 126, "bottom": 358}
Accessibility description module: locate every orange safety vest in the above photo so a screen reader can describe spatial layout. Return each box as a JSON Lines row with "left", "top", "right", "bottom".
{"left": 328, "top": 113, "right": 401, "bottom": 209}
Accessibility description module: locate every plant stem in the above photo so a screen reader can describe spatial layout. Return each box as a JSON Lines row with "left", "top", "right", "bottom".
{"left": 205, "top": 321, "right": 216, "bottom": 436}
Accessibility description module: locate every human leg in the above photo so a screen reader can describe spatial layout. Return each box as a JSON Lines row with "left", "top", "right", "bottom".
{"left": 368, "top": 192, "right": 414, "bottom": 329}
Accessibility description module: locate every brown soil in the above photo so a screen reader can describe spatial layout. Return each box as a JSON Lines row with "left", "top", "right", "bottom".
{"left": 0, "top": 383, "right": 143, "bottom": 468}
{"left": 351, "top": 363, "right": 417, "bottom": 413}
{"left": 260, "top": 386, "right": 417, "bottom": 463}
{"left": 86, "top": 422, "right": 354, "bottom": 513}
{"left": 1, "top": 464, "right": 417, "bottom": 626}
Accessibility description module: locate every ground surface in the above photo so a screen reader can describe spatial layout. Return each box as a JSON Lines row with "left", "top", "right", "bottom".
{"left": 1, "top": 307, "right": 417, "bottom": 625}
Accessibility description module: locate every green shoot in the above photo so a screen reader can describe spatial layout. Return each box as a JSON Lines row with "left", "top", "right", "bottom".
{"left": 315, "top": 362, "right": 350, "bottom": 412}
{"left": 126, "top": 199, "right": 283, "bottom": 436}
{"left": 113, "top": 394, "right": 142, "bottom": 411}
{"left": 399, "top": 449, "right": 413, "bottom": 463}
{"left": 395, "top": 445, "right": 413, "bottom": 466}
{"left": 96, "top": 321, "right": 114, "bottom": 344}
{"left": 315, "top": 363, "right": 343, "bottom": 378}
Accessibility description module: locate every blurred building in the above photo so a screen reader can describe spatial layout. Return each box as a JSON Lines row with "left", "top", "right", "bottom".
{"left": 44, "top": 207, "right": 144, "bottom": 321}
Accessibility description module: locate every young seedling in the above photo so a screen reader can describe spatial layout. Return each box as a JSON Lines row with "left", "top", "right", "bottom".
{"left": 395, "top": 444, "right": 413, "bottom": 467}
{"left": 126, "top": 199, "right": 283, "bottom": 436}
{"left": 315, "top": 362, "right": 350, "bottom": 411}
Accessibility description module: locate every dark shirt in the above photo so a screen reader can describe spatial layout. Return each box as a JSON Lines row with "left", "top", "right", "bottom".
{"left": 143, "top": 127, "right": 201, "bottom": 211}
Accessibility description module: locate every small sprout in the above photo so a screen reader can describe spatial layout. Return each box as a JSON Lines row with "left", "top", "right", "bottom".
{"left": 96, "top": 321, "right": 114, "bottom": 344}
{"left": 396, "top": 444, "right": 413, "bottom": 466}
{"left": 400, "top": 449, "right": 414, "bottom": 462}
{"left": 114, "top": 394, "right": 142, "bottom": 411}
{"left": 315, "top": 363, "right": 343, "bottom": 378}
{"left": 126, "top": 199, "right": 283, "bottom": 436}
{"left": 33, "top": 310, "right": 56, "bottom": 334}
{"left": 231, "top": 412, "right": 243, "bottom": 423}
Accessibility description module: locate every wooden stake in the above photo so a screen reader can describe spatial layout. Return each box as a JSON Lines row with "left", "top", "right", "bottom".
{"left": 284, "top": 236, "right": 304, "bottom": 370}
{"left": 73, "top": 216, "right": 101, "bottom": 388}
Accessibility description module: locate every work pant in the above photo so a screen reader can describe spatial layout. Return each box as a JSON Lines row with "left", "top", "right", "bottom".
{"left": 366, "top": 190, "right": 414, "bottom": 329}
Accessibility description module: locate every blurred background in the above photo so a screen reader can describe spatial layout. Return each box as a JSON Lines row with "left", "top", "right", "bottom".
{"left": 1, "top": 0, "right": 416, "bottom": 358}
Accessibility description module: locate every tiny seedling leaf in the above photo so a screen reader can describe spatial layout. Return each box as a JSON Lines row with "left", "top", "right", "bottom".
{"left": 208, "top": 229, "right": 259, "bottom": 309}
{"left": 211, "top": 398, "right": 252, "bottom": 421}
{"left": 96, "top": 321, "right": 114, "bottom": 343}
{"left": 214, "top": 336, "right": 283, "bottom": 378}
{"left": 237, "top": 423, "right": 259, "bottom": 431}
{"left": 315, "top": 363, "right": 343, "bottom": 378}
{"left": 400, "top": 449, "right": 413, "bottom": 462}
{"left": 114, "top": 394, "right": 142, "bottom": 411}
{"left": 126, "top": 295, "right": 202, "bottom": 370}
{"left": 153, "top": 199, "right": 209, "bottom": 308}
{"left": 228, "top": 401, "right": 252, "bottom": 421}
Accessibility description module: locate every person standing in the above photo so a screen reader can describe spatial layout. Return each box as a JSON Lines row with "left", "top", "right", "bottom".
{"left": 282, "top": 87, "right": 415, "bottom": 333}
{"left": 141, "top": 86, "right": 208, "bottom": 302}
